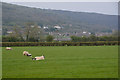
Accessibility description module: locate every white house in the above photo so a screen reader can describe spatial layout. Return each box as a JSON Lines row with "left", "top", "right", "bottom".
{"left": 54, "top": 26, "right": 61, "bottom": 29}
{"left": 83, "top": 31, "right": 87, "bottom": 34}
{"left": 43, "top": 26, "right": 48, "bottom": 29}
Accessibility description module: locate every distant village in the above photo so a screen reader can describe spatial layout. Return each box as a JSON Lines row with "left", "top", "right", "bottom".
{"left": 5, "top": 25, "right": 114, "bottom": 41}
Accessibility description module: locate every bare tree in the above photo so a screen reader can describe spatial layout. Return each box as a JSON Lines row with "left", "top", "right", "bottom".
{"left": 24, "top": 22, "right": 44, "bottom": 42}
{"left": 24, "top": 22, "right": 34, "bottom": 41}
{"left": 8, "top": 22, "right": 45, "bottom": 42}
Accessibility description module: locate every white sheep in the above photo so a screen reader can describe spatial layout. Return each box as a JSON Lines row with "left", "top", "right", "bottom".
{"left": 6, "top": 47, "right": 12, "bottom": 50}
{"left": 23, "top": 51, "right": 32, "bottom": 56}
{"left": 32, "top": 55, "right": 45, "bottom": 60}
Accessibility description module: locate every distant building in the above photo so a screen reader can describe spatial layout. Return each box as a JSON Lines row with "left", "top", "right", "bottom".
{"left": 31, "top": 25, "right": 34, "bottom": 28}
{"left": 54, "top": 25, "right": 61, "bottom": 29}
{"left": 43, "top": 26, "right": 48, "bottom": 29}
{"left": 7, "top": 31, "right": 13, "bottom": 34}
{"left": 83, "top": 31, "right": 87, "bottom": 34}
{"left": 54, "top": 38, "right": 71, "bottom": 41}
{"left": 38, "top": 26, "right": 41, "bottom": 28}
{"left": 88, "top": 32, "right": 91, "bottom": 35}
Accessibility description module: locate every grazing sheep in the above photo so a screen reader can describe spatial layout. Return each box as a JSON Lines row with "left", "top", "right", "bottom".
{"left": 23, "top": 51, "right": 32, "bottom": 56}
{"left": 32, "top": 55, "right": 45, "bottom": 60}
{"left": 23, "top": 51, "right": 29, "bottom": 55}
{"left": 6, "top": 47, "right": 12, "bottom": 50}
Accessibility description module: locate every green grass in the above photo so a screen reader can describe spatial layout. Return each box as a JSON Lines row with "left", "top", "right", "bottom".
{"left": 2, "top": 46, "right": 118, "bottom": 78}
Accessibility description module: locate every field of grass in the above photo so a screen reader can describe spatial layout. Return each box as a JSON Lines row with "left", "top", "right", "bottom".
{"left": 2, "top": 46, "right": 118, "bottom": 78}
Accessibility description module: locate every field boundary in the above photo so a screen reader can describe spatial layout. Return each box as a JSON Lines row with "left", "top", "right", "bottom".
{"left": 1, "top": 41, "right": 119, "bottom": 47}
{"left": 1, "top": 78, "right": 119, "bottom": 80}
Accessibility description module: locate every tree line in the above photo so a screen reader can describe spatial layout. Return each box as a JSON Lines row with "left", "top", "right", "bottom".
{"left": 2, "top": 34, "right": 118, "bottom": 42}
{"left": 70, "top": 35, "right": 118, "bottom": 42}
{"left": 2, "top": 35, "right": 54, "bottom": 42}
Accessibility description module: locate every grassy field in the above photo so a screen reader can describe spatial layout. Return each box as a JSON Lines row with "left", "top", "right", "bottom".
{"left": 2, "top": 46, "right": 118, "bottom": 78}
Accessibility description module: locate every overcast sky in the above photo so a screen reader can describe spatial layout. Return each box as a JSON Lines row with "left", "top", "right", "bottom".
{"left": 2, "top": 1, "right": 118, "bottom": 15}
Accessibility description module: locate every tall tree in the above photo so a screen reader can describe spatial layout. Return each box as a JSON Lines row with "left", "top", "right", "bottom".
{"left": 24, "top": 22, "right": 44, "bottom": 42}
{"left": 46, "top": 35, "right": 54, "bottom": 42}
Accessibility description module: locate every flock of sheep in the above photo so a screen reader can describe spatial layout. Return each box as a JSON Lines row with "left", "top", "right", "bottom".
{"left": 6, "top": 47, "right": 45, "bottom": 60}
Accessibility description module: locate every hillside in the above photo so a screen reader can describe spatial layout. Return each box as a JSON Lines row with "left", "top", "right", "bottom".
{"left": 2, "top": 2, "right": 118, "bottom": 33}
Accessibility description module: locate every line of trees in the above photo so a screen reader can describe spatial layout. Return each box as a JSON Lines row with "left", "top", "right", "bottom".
{"left": 2, "top": 34, "right": 118, "bottom": 42}
{"left": 70, "top": 35, "right": 118, "bottom": 42}
{"left": 2, "top": 35, "right": 54, "bottom": 42}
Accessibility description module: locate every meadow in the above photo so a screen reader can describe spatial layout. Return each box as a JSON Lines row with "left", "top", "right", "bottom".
{"left": 2, "top": 46, "right": 118, "bottom": 78}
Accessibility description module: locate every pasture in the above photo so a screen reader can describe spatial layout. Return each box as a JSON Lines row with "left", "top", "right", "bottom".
{"left": 2, "top": 46, "right": 118, "bottom": 78}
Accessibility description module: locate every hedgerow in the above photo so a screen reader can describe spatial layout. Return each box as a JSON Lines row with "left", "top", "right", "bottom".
{"left": 1, "top": 41, "right": 119, "bottom": 47}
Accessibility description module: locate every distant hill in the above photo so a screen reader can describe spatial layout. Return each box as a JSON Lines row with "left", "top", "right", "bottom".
{"left": 2, "top": 2, "right": 118, "bottom": 33}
